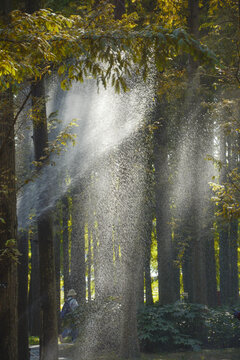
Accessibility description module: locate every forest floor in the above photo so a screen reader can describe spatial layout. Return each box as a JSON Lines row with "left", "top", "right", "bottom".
{"left": 30, "top": 346, "right": 240, "bottom": 360}
{"left": 141, "top": 348, "right": 240, "bottom": 360}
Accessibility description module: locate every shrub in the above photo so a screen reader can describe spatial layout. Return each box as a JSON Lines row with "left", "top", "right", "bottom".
{"left": 137, "top": 302, "right": 240, "bottom": 352}
{"left": 205, "top": 307, "right": 240, "bottom": 348}
{"left": 137, "top": 301, "right": 203, "bottom": 352}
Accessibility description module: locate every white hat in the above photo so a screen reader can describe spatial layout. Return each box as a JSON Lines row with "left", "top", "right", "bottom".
{"left": 67, "top": 289, "right": 77, "bottom": 297}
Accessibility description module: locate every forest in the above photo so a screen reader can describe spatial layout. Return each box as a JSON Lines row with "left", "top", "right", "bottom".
{"left": 1, "top": 1, "right": 240, "bottom": 360}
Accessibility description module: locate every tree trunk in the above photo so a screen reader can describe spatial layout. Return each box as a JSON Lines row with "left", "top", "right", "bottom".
{"left": 120, "top": 263, "right": 140, "bottom": 359}
{"left": 229, "top": 219, "right": 239, "bottom": 303}
{"left": 218, "top": 132, "right": 230, "bottom": 305}
{"left": 153, "top": 102, "right": 176, "bottom": 304}
{"left": 144, "top": 219, "right": 153, "bottom": 305}
{"left": 219, "top": 223, "right": 230, "bottom": 304}
{"left": 188, "top": 0, "right": 199, "bottom": 37}
{"left": 31, "top": 79, "right": 58, "bottom": 360}
{"left": 29, "top": 231, "right": 41, "bottom": 336}
{"left": 53, "top": 213, "right": 61, "bottom": 331}
{"left": 0, "top": 5, "right": 19, "bottom": 360}
{"left": 118, "top": 136, "right": 146, "bottom": 359}
{"left": 181, "top": 0, "right": 210, "bottom": 305}
{"left": 38, "top": 212, "right": 58, "bottom": 360}
{"left": 228, "top": 138, "right": 239, "bottom": 303}
{"left": 18, "top": 229, "right": 29, "bottom": 360}
{"left": 71, "top": 189, "right": 86, "bottom": 303}
{"left": 26, "top": 0, "right": 42, "bottom": 13}
{"left": 87, "top": 213, "right": 92, "bottom": 302}
{"left": 62, "top": 197, "right": 70, "bottom": 299}
{"left": 0, "top": 88, "right": 18, "bottom": 360}
{"left": 113, "top": 0, "right": 125, "bottom": 20}
{"left": 205, "top": 231, "right": 218, "bottom": 307}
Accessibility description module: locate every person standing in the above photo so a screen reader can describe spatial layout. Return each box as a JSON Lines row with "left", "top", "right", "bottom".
{"left": 59, "top": 289, "right": 79, "bottom": 343}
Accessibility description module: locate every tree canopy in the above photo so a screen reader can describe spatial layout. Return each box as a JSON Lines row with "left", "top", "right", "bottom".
{"left": 0, "top": 3, "right": 216, "bottom": 93}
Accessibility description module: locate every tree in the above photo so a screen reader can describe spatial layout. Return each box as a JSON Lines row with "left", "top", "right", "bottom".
{"left": 153, "top": 98, "right": 178, "bottom": 304}
{"left": 0, "top": 2, "right": 217, "bottom": 359}
{"left": 18, "top": 229, "right": 29, "bottom": 360}
{"left": 0, "top": 2, "right": 19, "bottom": 359}
{"left": 71, "top": 185, "right": 86, "bottom": 303}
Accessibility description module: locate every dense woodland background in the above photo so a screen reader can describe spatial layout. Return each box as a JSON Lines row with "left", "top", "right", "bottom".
{"left": 1, "top": 1, "right": 240, "bottom": 360}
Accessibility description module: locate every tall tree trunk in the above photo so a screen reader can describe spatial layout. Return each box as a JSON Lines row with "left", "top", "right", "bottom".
{"left": 113, "top": 0, "right": 125, "bottom": 20}
{"left": 87, "top": 211, "right": 92, "bottom": 302}
{"left": 53, "top": 212, "right": 61, "bottom": 331}
{"left": 38, "top": 211, "right": 58, "bottom": 360}
{"left": 26, "top": 0, "right": 42, "bottom": 13}
{"left": 0, "top": 88, "right": 18, "bottom": 360}
{"left": 205, "top": 229, "right": 218, "bottom": 307}
{"left": 0, "top": 4, "right": 19, "bottom": 360}
{"left": 229, "top": 219, "right": 239, "bottom": 303}
{"left": 31, "top": 79, "right": 58, "bottom": 360}
{"left": 90, "top": 173, "right": 100, "bottom": 299}
{"left": 153, "top": 101, "right": 176, "bottom": 304}
{"left": 29, "top": 230, "right": 41, "bottom": 336}
{"left": 71, "top": 188, "right": 86, "bottom": 304}
{"left": 62, "top": 197, "right": 70, "bottom": 299}
{"left": 18, "top": 229, "right": 29, "bottom": 360}
{"left": 228, "top": 138, "right": 239, "bottom": 303}
{"left": 218, "top": 132, "right": 230, "bottom": 305}
{"left": 118, "top": 135, "right": 146, "bottom": 359}
{"left": 181, "top": 0, "right": 209, "bottom": 305}
{"left": 94, "top": 159, "right": 115, "bottom": 301}
{"left": 144, "top": 216, "right": 153, "bottom": 305}
{"left": 120, "top": 261, "right": 140, "bottom": 359}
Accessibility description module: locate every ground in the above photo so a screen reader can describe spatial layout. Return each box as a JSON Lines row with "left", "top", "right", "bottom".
{"left": 30, "top": 346, "right": 240, "bottom": 360}
{"left": 141, "top": 348, "right": 240, "bottom": 360}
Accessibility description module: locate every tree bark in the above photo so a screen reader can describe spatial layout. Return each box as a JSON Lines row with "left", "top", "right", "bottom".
{"left": 18, "top": 229, "right": 29, "bottom": 360}
{"left": 153, "top": 101, "right": 176, "bottom": 304}
{"left": 62, "top": 197, "right": 70, "bottom": 299}
{"left": 71, "top": 189, "right": 86, "bottom": 303}
{"left": 38, "top": 212, "right": 58, "bottom": 360}
{"left": 205, "top": 231, "right": 218, "bottom": 307}
{"left": 113, "top": 0, "right": 125, "bottom": 20}
{"left": 0, "top": 87, "right": 18, "bottom": 360}
{"left": 144, "top": 225, "right": 154, "bottom": 305}
{"left": 229, "top": 219, "right": 239, "bottom": 303}
{"left": 218, "top": 132, "right": 230, "bottom": 305}
{"left": 26, "top": 0, "right": 43, "bottom": 13}
{"left": 0, "top": 4, "right": 19, "bottom": 360}
{"left": 29, "top": 230, "right": 41, "bottom": 336}
{"left": 53, "top": 213, "right": 61, "bottom": 331}
{"left": 228, "top": 138, "right": 239, "bottom": 303}
{"left": 31, "top": 79, "right": 58, "bottom": 360}
{"left": 87, "top": 213, "right": 92, "bottom": 302}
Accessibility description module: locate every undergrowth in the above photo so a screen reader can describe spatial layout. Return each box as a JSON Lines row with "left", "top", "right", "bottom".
{"left": 137, "top": 301, "right": 240, "bottom": 352}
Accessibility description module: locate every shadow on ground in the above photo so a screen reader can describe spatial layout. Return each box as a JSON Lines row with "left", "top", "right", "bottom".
{"left": 141, "top": 348, "right": 240, "bottom": 360}
{"left": 58, "top": 346, "right": 240, "bottom": 360}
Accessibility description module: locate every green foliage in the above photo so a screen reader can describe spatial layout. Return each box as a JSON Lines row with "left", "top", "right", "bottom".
{"left": 138, "top": 302, "right": 203, "bottom": 352}
{"left": 29, "top": 336, "right": 39, "bottom": 345}
{"left": 137, "top": 302, "right": 240, "bottom": 352}
{"left": 205, "top": 306, "right": 240, "bottom": 349}
{"left": 0, "top": 4, "right": 217, "bottom": 93}
{"left": 0, "top": 239, "right": 21, "bottom": 263}
{"left": 210, "top": 178, "right": 240, "bottom": 219}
